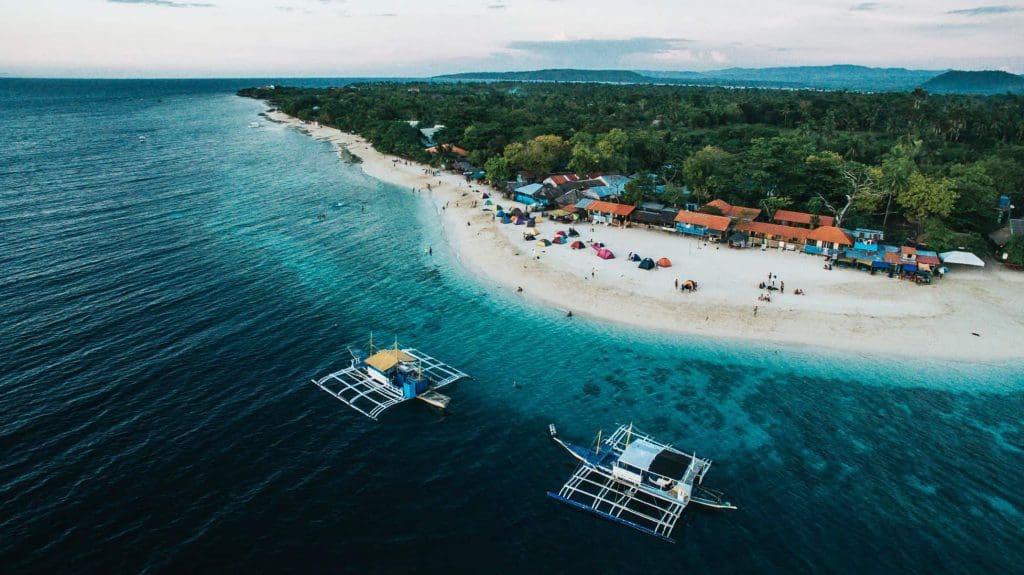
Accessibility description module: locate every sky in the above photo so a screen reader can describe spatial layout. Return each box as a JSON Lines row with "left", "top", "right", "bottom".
{"left": 1, "top": 0, "right": 1022, "bottom": 77}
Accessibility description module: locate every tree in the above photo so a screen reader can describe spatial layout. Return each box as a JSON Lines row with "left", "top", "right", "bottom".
{"left": 950, "top": 163, "right": 998, "bottom": 233}
{"left": 504, "top": 135, "right": 570, "bottom": 179}
{"left": 623, "top": 175, "right": 655, "bottom": 206}
{"left": 683, "top": 146, "right": 732, "bottom": 205}
{"left": 877, "top": 139, "right": 922, "bottom": 228}
{"left": 759, "top": 196, "right": 792, "bottom": 220}
{"left": 807, "top": 153, "right": 874, "bottom": 227}
{"left": 1004, "top": 234, "right": 1024, "bottom": 267}
{"left": 897, "top": 172, "right": 958, "bottom": 224}
{"left": 484, "top": 156, "right": 511, "bottom": 184}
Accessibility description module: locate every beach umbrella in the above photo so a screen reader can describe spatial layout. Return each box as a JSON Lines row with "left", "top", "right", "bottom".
{"left": 657, "top": 257, "right": 672, "bottom": 267}
{"left": 939, "top": 251, "right": 985, "bottom": 267}
{"left": 571, "top": 241, "right": 585, "bottom": 249}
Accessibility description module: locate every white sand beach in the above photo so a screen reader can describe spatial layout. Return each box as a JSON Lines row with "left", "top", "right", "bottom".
{"left": 265, "top": 110, "right": 1024, "bottom": 362}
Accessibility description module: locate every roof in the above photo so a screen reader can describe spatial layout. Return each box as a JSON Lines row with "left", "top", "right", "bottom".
{"left": 772, "top": 209, "right": 834, "bottom": 227}
{"left": 365, "top": 349, "right": 416, "bottom": 372}
{"left": 674, "top": 210, "right": 731, "bottom": 232}
{"left": 736, "top": 221, "right": 810, "bottom": 240}
{"left": 585, "top": 185, "right": 620, "bottom": 199}
{"left": 1011, "top": 218, "right": 1024, "bottom": 236}
{"left": 807, "top": 226, "right": 853, "bottom": 245}
{"left": 575, "top": 199, "right": 594, "bottom": 210}
{"left": 618, "top": 438, "right": 662, "bottom": 471}
{"left": 544, "top": 174, "right": 579, "bottom": 186}
{"left": 425, "top": 144, "right": 468, "bottom": 156}
{"left": 940, "top": 251, "right": 985, "bottom": 266}
{"left": 706, "top": 199, "right": 762, "bottom": 221}
{"left": 587, "top": 200, "right": 636, "bottom": 216}
{"left": 514, "top": 183, "right": 544, "bottom": 196}
{"left": 632, "top": 209, "right": 678, "bottom": 226}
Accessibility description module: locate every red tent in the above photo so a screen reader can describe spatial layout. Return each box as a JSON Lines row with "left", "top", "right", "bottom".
{"left": 596, "top": 248, "right": 615, "bottom": 260}
{"left": 571, "top": 241, "right": 585, "bottom": 249}
{"left": 657, "top": 257, "right": 672, "bottom": 267}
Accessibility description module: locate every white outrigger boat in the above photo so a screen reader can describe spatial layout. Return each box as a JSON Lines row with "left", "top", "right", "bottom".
{"left": 547, "top": 423, "right": 736, "bottom": 542}
{"left": 311, "top": 335, "right": 469, "bottom": 420}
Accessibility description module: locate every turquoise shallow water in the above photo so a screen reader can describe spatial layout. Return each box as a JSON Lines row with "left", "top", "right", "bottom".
{"left": 1, "top": 79, "right": 1023, "bottom": 574}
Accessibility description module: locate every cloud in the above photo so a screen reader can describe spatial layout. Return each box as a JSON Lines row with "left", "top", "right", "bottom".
{"left": 507, "top": 37, "right": 689, "bottom": 57}
{"left": 108, "top": 0, "right": 214, "bottom": 6}
{"left": 488, "top": 3, "right": 507, "bottom": 8}
{"left": 946, "top": 5, "right": 1024, "bottom": 15}
{"left": 849, "top": 2, "right": 880, "bottom": 11}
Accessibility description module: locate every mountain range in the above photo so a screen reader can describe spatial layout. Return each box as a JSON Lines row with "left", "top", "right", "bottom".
{"left": 435, "top": 65, "right": 1024, "bottom": 94}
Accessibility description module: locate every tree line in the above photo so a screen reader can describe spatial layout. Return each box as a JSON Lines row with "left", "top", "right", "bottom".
{"left": 239, "top": 82, "right": 1024, "bottom": 252}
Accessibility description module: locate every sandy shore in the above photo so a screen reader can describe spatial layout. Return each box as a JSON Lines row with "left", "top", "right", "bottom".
{"left": 262, "top": 110, "right": 1024, "bottom": 362}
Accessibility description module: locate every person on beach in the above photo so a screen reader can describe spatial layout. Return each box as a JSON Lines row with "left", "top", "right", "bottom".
{"left": 675, "top": 278, "right": 679, "bottom": 289}
{"left": 754, "top": 305, "right": 758, "bottom": 317}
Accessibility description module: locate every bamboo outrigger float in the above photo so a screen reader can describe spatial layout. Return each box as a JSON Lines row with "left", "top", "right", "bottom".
{"left": 547, "top": 423, "right": 736, "bottom": 542}
{"left": 311, "top": 335, "right": 469, "bottom": 420}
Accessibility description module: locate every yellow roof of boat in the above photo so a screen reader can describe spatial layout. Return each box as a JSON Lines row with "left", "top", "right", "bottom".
{"left": 365, "top": 349, "right": 416, "bottom": 372}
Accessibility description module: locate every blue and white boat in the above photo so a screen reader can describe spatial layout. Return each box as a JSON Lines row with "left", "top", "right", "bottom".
{"left": 547, "top": 423, "right": 736, "bottom": 542}
{"left": 311, "top": 335, "right": 469, "bottom": 420}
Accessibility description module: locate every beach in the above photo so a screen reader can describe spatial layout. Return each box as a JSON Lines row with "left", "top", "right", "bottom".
{"left": 264, "top": 110, "right": 1024, "bottom": 362}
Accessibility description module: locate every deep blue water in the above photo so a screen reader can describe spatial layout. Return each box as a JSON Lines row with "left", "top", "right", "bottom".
{"left": 1, "top": 79, "right": 1022, "bottom": 574}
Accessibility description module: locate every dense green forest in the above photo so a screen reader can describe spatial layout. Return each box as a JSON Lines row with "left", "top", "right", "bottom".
{"left": 239, "top": 82, "right": 1024, "bottom": 251}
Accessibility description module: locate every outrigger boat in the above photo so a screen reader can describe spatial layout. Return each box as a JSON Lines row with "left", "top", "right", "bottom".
{"left": 311, "top": 335, "right": 469, "bottom": 420}
{"left": 547, "top": 423, "right": 736, "bottom": 542}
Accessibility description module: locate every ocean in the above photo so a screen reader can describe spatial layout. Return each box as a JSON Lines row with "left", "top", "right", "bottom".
{"left": 1, "top": 79, "right": 1022, "bottom": 574}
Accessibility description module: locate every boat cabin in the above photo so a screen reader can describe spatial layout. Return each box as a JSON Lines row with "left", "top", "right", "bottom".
{"left": 613, "top": 438, "right": 694, "bottom": 490}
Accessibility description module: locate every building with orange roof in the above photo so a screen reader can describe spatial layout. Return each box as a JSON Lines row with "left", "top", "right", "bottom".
{"left": 586, "top": 200, "right": 636, "bottom": 226}
{"left": 705, "top": 199, "right": 761, "bottom": 222}
{"left": 805, "top": 226, "right": 854, "bottom": 255}
{"left": 772, "top": 209, "right": 834, "bottom": 229}
{"left": 736, "top": 221, "right": 810, "bottom": 248}
{"left": 425, "top": 144, "right": 468, "bottom": 157}
{"left": 674, "top": 210, "right": 732, "bottom": 239}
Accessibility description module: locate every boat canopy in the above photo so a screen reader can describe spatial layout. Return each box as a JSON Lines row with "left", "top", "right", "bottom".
{"left": 648, "top": 450, "right": 692, "bottom": 479}
{"left": 365, "top": 349, "right": 416, "bottom": 372}
{"left": 618, "top": 438, "right": 662, "bottom": 470}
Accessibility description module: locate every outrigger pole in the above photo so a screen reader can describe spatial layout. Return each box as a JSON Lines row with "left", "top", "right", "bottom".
{"left": 595, "top": 429, "right": 602, "bottom": 454}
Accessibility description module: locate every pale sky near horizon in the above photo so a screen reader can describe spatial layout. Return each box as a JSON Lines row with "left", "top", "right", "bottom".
{"left": 1, "top": 0, "right": 1022, "bottom": 77}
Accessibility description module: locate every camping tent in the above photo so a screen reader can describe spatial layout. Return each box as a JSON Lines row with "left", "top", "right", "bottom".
{"left": 536, "top": 239, "right": 551, "bottom": 247}
{"left": 501, "top": 216, "right": 511, "bottom": 224}
{"left": 638, "top": 258, "right": 655, "bottom": 270}
{"left": 484, "top": 200, "right": 493, "bottom": 206}
{"left": 481, "top": 193, "right": 490, "bottom": 199}
{"left": 629, "top": 253, "right": 641, "bottom": 262}
{"left": 571, "top": 241, "right": 585, "bottom": 249}
{"left": 657, "top": 257, "right": 672, "bottom": 267}
{"left": 552, "top": 236, "right": 566, "bottom": 244}
{"left": 940, "top": 251, "right": 985, "bottom": 267}
{"left": 596, "top": 248, "right": 615, "bottom": 260}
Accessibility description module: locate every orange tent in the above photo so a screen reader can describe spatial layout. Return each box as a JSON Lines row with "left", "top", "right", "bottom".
{"left": 657, "top": 257, "right": 672, "bottom": 267}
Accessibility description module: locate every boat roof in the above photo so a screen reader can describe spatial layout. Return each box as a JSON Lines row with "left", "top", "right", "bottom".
{"left": 618, "top": 437, "right": 693, "bottom": 479}
{"left": 618, "top": 438, "right": 662, "bottom": 470}
{"left": 365, "top": 349, "right": 416, "bottom": 372}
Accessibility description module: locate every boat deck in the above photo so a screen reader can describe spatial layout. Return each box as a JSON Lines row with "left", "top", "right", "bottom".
{"left": 547, "top": 463, "right": 685, "bottom": 542}
{"left": 311, "top": 348, "right": 468, "bottom": 420}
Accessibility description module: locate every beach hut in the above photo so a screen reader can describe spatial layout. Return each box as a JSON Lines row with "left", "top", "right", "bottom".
{"left": 596, "top": 248, "right": 615, "bottom": 260}
{"left": 657, "top": 257, "right": 672, "bottom": 267}
{"left": 638, "top": 258, "right": 656, "bottom": 270}
{"left": 571, "top": 240, "right": 585, "bottom": 249}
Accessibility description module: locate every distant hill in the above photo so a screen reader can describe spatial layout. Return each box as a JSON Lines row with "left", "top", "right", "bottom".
{"left": 921, "top": 70, "right": 1024, "bottom": 95}
{"left": 435, "top": 65, "right": 952, "bottom": 93}
{"left": 643, "top": 65, "right": 942, "bottom": 92}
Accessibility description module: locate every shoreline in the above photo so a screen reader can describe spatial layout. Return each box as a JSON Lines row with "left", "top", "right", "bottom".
{"left": 260, "top": 109, "right": 1024, "bottom": 362}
